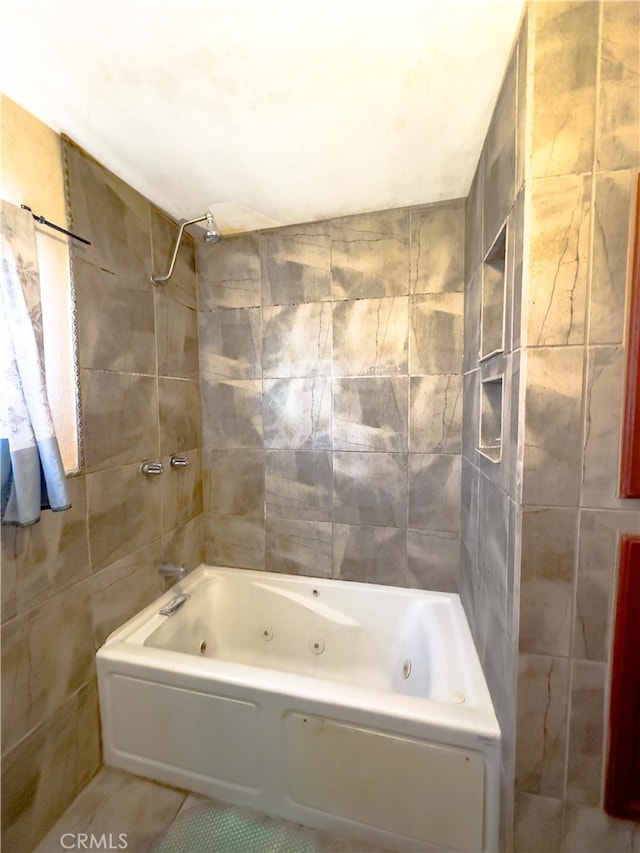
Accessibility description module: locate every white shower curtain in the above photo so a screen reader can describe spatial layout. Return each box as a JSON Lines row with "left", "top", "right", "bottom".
{"left": 0, "top": 199, "right": 70, "bottom": 525}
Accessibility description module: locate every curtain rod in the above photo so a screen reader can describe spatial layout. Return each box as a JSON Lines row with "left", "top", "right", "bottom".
{"left": 21, "top": 204, "right": 91, "bottom": 246}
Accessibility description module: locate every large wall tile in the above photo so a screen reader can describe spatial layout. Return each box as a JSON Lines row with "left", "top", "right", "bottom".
{"left": 1, "top": 579, "right": 95, "bottom": 753}
{"left": 530, "top": 1, "right": 598, "bottom": 179}
{"left": 199, "top": 306, "right": 261, "bottom": 380}
{"left": 333, "top": 523, "right": 407, "bottom": 586}
{"left": 597, "top": 1, "right": 640, "bottom": 171}
{"left": 205, "top": 514, "right": 264, "bottom": 570}
{"left": 263, "top": 302, "right": 332, "bottom": 378}
{"left": 261, "top": 222, "right": 331, "bottom": 305}
{"left": 75, "top": 259, "right": 156, "bottom": 373}
{"left": 197, "top": 233, "right": 261, "bottom": 309}
{"left": 410, "top": 292, "right": 464, "bottom": 375}
{"left": 407, "top": 529, "right": 459, "bottom": 592}
{"left": 514, "top": 792, "right": 563, "bottom": 853}
{"left": 161, "top": 447, "right": 203, "bottom": 532}
{"left": 161, "top": 515, "right": 204, "bottom": 575}
{"left": 64, "top": 140, "right": 151, "bottom": 284}
{"left": 463, "top": 267, "right": 481, "bottom": 373}
{"left": 87, "top": 463, "right": 162, "bottom": 572}
{"left": 158, "top": 377, "right": 202, "bottom": 455}
{"left": 522, "top": 346, "right": 583, "bottom": 507}
{"left": 204, "top": 449, "right": 265, "bottom": 518}
{"left": 334, "top": 451, "right": 407, "bottom": 528}
{"left": 465, "top": 158, "right": 484, "bottom": 280}
{"left": 408, "top": 453, "right": 461, "bottom": 532}
{"left": 334, "top": 376, "right": 408, "bottom": 452}
{"left": 410, "top": 374, "right": 462, "bottom": 453}
{"left": 519, "top": 507, "right": 576, "bottom": 656}
{"left": 516, "top": 654, "right": 569, "bottom": 797}
{"left": 1, "top": 680, "right": 100, "bottom": 853}
{"left": 409, "top": 202, "right": 464, "bottom": 294}
{"left": 263, "top": 377, "right": 331, "bottom": 450}
{"left": 333, "top": 296, "right": 408, "bottom": 376}
{"left": 156, "top": 291, "right": 199, "bottom": 380}
{"left": 82, "top": 370, "right": 159, "bottom": 472}
{"left": 476, "top": 475, "right": 510, "bottom": 620}
{"left": 266, "top": 519, "right": 333, "bottom": 578}
{"left": 527, "top": 175, "right": 591, "bottom": 347}
{"left": 150, "top": 208, "right": 197, "bottom": 309}
{"left": 201, "top": 378, "right": 263, "bottom": 449}
{"left": 565, "top": 660, "right": 605, "bottom": 806}
{"left": 265, "top": 450, "right": 332, "bottom": 522}
{"left": 561, "top": 803, "right": 640, "bottom": 853}
{"left": 331, "top": 210, "right": 409, "bottom": 299}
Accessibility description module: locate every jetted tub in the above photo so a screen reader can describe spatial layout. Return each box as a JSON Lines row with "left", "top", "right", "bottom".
{"left": 97, "top": 565, "right": 501, "bottom": 852}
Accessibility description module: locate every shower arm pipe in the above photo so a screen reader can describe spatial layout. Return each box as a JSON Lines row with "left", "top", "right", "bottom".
{"left": 151, "top": 213, "right": 209, "bottom": 284}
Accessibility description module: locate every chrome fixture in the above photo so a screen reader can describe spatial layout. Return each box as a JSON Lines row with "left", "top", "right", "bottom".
{"left": 158, "top": 562, "right": 186, "bottom": 580}
{"left": 159, "top": 592, "right": 190, "bottom": 616}
{"left": 140, "top": 460, "right": 164, "bottom": 476}
{"left": 151, "top": 212, "right": 222, "bottom": 284}
{"left": 169, "top": 454, "right": 190, "bottom": 468}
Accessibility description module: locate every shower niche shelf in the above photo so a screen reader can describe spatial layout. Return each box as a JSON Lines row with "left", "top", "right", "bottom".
{"left": 479, "top": 224, "right": 507, "bottom": 363}
{"left": 478, "top": 375, "right": 503, "bottom": 463}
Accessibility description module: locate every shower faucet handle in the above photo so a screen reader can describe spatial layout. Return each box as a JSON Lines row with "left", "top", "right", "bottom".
{"left": 140, "top": 460, "right": 164, "bottom": 476}
{"left": 170, "top": 454, "right": 190, "bottom": 468}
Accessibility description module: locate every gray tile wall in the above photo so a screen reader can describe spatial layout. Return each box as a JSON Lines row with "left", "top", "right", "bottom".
{"left": 1, "top": 139, "right": 204, "bottom": 851}
{"left": 197, "top": 201, "right": 465, "bottom": 591}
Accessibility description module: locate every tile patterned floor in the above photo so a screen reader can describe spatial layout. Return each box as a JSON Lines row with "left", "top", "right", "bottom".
{"left": 34, "top": 767, "right": 380, "bottom": 853}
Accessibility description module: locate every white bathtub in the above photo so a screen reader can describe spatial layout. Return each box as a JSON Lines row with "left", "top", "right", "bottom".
{"left": 97, "top": 565, "right": 500, "bottom": 852}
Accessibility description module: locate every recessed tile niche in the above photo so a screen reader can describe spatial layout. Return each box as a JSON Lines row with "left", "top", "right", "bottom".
{"left": 480, "top": 224, "right": 507, "bottom": 361}
{"left": 479, "top": 376, "right": 503, "bottom": 462}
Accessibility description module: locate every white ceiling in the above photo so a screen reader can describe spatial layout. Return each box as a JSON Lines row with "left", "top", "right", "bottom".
{"left": 0, "top": 0, "right": 524, "bottom": 233}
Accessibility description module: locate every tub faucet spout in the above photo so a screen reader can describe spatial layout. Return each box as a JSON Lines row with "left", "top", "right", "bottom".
{"left": 159, "top": 562, "right": 186, "bottom": 579}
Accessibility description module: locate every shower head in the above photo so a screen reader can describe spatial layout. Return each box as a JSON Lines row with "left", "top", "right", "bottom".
{"left": 151, "top": 211, "right": 223, "bottom": 283}
{"left": 203, "top": 212, "right": 222, "bottom": 244}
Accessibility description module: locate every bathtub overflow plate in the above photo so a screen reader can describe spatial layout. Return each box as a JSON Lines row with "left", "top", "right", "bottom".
{"left": 309, "top": 637, "right": 325, "bottom": 654}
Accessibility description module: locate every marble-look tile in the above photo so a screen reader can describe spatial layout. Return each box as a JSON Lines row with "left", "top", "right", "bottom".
{"left": 159, "top": 377, "right": 202, "bottom": 455}
{"left": 515, "top": 15, "right": 528, "bottom": 195}
{"left": 263, "top": 302, "right": 332, "bottom": 378}
{"left": 528, "top": 174, "right": 591, "bottom": 347}
{"left": 75, "top": 259, "right": 156, "bottom": 373}
{"left": 333, "top": 376, "right": 408, "bottom": 452}
{"left": 597, "top": 1, "right": 640, "bottom": 171}
{"left": 465, "top": 157, "right": 484, "bottom": 281}
{"left": 590, "top": 170, "right": 635, "bottom": 345}
{"left": 483, "top": 48, "right": 517, "bottom": 255}
{"left": 201, "top": 378, "right": 263, "bottom": 449}
{"left": 410, "top": 375, "right": 462, "bottom": 454}
{"left": 331, "top": 209, "right": 409, "bottom": 300}
{"left": 531, "top": 1, "right": 598, "bottom": 179}
{"left": 561, "top": 802, "right": 640, "bottom": 853}
{"left": 519, "top": 507, "right": 576, "bottom": 656}
{"left": 460, "top": 458, "right": 480, "bottom": 558}
{"left": 204, "top": 449, "right": 265, "bottom": 517}
{"left": 87, "top": 462, "right": 162, "bottom": 572}
{"left": 150, "top": 208, "right": 197, "bottom": 309}
{"left": 64, "top": 140, "right": 151, "bottom": 284}
{"left": 263, "top": 377, "right": 331, "bottom": 450}
{"left": 462, "top": 368, "right": 480, "bottom": 463}
{"left": 582, "top": 346, "right": 640, "bottom": 510}
{"left": 161, "top": 447, "right": 203, "bottom": 532}
{"left": 522, "top": 346, "right": 583, "bottom": 507}
{"left": 516, "top": 654, "right": 569, "bottom": 797}
{"left": 198, "top": 307, "right": 261, "bottom": 380}
{"left": 566, "top": 660, "right": 605, "bottom": 806}
{"left": 265, "top": 450, "right": 332, "bottom": 522}
{"left": 408, "top": 453, "right": 460, "bottom": 533}
{"left": 1, "top": 680, "right": 100, "bottom": 853}
{"left": 513, "top": 792, "right": 563, "bottom": 853}
{"left": 82, "top": 370, "right": 159, "bottom": 472}
{"left": 476, "top": 475, "right": 510, "bottom": 623}
{"left": 406, "top": 529, "right": 459, "bottom": 592}
{"left": 509, "top": 188, "right": 525, "bottom": 352}
{"left": 333, "top": 296, "right": 408, "bottom": 376}
{"left": 34, "top": 767, "right": 187, "bottom": 853}
{"left": 156, "top": 290, "right": 199, "bottom": 379}
{"left": 1, "top": 579, "right": 95, "bottom": 752}
{"left": 260, "top": 221, "right": 331, "bottom": 305}
{"left": 1, "top": 476, "right": 89, "bottom": 623}
{"left": 410, "top": 292, "right": 464, "bottom": 375}
{"left": 161, "top": 515, "right": 204, "bottom": 575}
{"left": 205, "top": 514, "right": 265, "bottom": 570}
{"left": 464, "top": 267, "right": 481, "bottom": 373}
{"left": 265, "top": 518, "right": 333, "bottom": 577}
{"left": 409, "top": 202, "right": 464, "bottom": 294}
{"left": 197, "top": 233, "right": 261, "bottom": 309}
{"left": 574, "top": 509, "right": 640, "bottom": 661}
{"left": 90, "top": 542, "right": 163, "bottom": 646}
{"left": 334, "top": 451, "right": 407, "bottom": 528}
{"left": 333, "top": 523, "right": 408, "bottom": 586}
